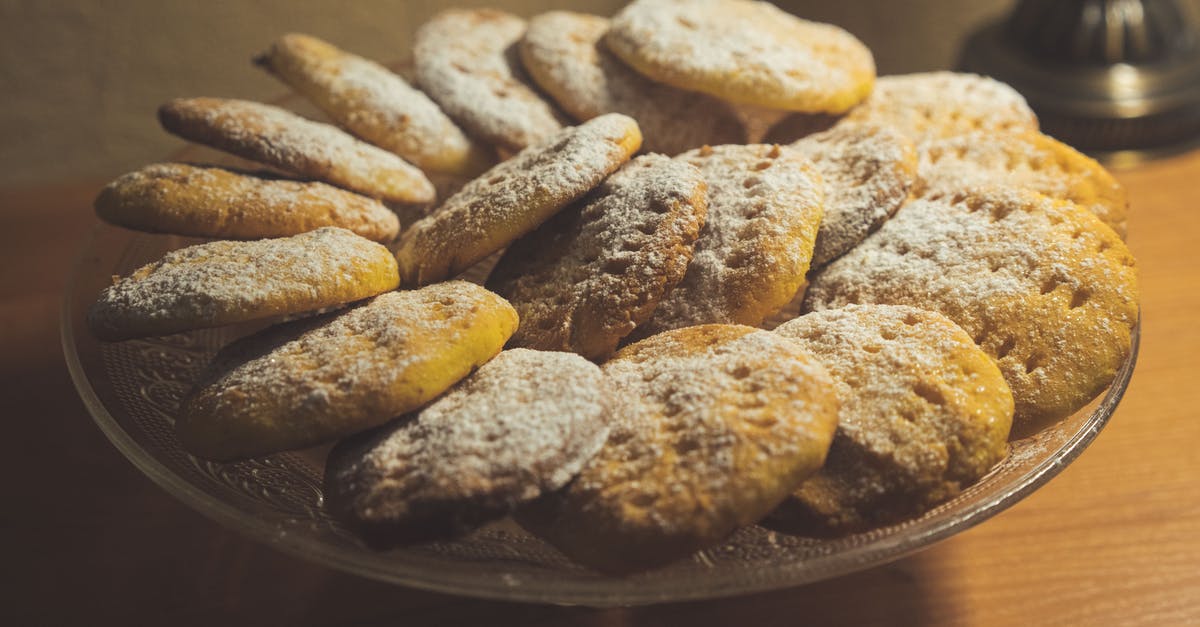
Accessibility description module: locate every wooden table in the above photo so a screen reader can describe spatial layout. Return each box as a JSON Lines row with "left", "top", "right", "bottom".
{"left": 5, "top": 151, "right": 1199, "bottom": 625}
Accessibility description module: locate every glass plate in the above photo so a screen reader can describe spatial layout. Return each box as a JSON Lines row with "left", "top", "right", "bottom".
{"left": 61, "top": 219, "right": 1138, "bottom": 606}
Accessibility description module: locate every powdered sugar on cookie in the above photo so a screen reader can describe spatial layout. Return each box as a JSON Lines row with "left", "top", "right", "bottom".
{"left": 606, "top": 0, "right": 875, "bottom": 112}
{"left": 158, "top": 97, "right": 435, "bottom": 203}
{"left": 520, "top": 11, "right": 745, "bottom": 154}
{"left": 326, "top": 348, "right": 612, "bottom": 545}
{"left": 95, "top": 163, "right": 400, "bottom": 242}
{"left": 916, "top": 130, "right": 1128, "bottom": 237}
{"left": 414, "top": 9, "right": 566, "bottom": 152}
{"left": 838, "top": 72, "right": 1039, "bottom": 142}
{"left": 791, "top": 124, "right": 917, "bottom": 266}
{"left": 88, "top": 226, "right": 399, "bottom": 341}
{"left": 804, "top": 188, "right": 1138, "bottom": 428}
{"left": 635, "top": 144, "right": 823, "bottom": 335}
{"left": 256, "top": 33, "right": 492, "bottom": 177}
{"left": 395, "top": 113, "right": 642, "bottom": 286}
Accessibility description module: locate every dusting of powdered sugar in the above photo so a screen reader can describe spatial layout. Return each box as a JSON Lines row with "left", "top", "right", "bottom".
{"left": 520, "top": 11, "right": 745, "bottom": 154}
{"left": 88, "top": 226, "right": 398, "bottom": 340}
{"left": 179, "top": 282, "right": 516, "bottom": 459}
{"left": 772, "top": 304, "right": 1013, "bottom": 531}
{"left": 839, "top": 72, "right": 1039, "bottom": 142}
{"left": 158, "top": 97, "right": 435, "bottom": 203}
{"left": 325, "top": 348, "right": 612, "bottom": 542}
{"left": 523, "top": 325, "right": 838, "bottom": 572}
{"left": 95, "top": 162, "right": 400, "bottom": 242}
{"left": 804, "top": 187, "right": 1138, "bottom": 427}
{"left": 395, "top": 113, "right": 641, "bottom": 285}
{"left": 257, "top": 34, "right": 490, "bottom": 177}
{"left": 413, "top": 8, "right": 567, "bottom": 152}
{"left": 791, "top": 123, "right": 918, "bottom": 266}
{"left": 486, "top": 153, "right": 707, "bottom": 360}
{"left": 634, "top": 144, "right": 823, "bottom": 336}
{"left": 606, "top": 0, "right": 874, "bottom": 112}
{"left": 916, "top": 130, "right": 1128, "bottom": 237}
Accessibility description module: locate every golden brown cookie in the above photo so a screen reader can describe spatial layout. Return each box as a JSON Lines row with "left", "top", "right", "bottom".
{"left": 255, "top": 33, "right": 493, "bottom": 177}
{"left": 486, "top": 154, "right": 707, "bottom": 361}
{"left": 519, "top": 11, "right": 745, "bottom": 155}
{"left": 804, "top": 188, "right": 1139, "bottom": 432}
{"left": 770, "top": 305, "right": 1013, "bottom": 534}
{"left": 916, "top": 130, "right": 1129, "bottom": 237}
{"left": 837, "top": 72, "right": 1039, "bottom": 142}
{"left": 324, "top": 348, "right": 612, "bottom": 547}
{"left": 158, "top": 97, "right": 435, "bottom": 204}
{"left": 633, "top": 144, "right": 824, "bottom": 337}
{"left": 413, "top": 8, "right": 567, "bottom": 152}
{"left": 394, "top": 113, "right": 643, "bottom": 286}
{"left": 94, "top": 163, "right": 400, "bottom": 243}
{"left": 87, "top": 227, "right": 399, "bottom": 342}
{"left": 605, "top": 0, "right": 875, "bottom": 113}
{"left": 176, "top": 281, "right": 518, "bottom": 461}
{"left": 791, "top": 124, "right": 918, "bottom": 266}
{"left": 519, "top": 324, "right": 839, "bottom": 574}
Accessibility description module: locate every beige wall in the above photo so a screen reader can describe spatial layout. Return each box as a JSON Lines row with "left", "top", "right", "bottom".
{"left": 0, "top": 0, "right": 1013, "bottom": 186}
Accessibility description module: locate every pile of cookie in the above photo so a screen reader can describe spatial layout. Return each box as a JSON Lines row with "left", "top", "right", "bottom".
{"left": 87, "top": 0, "right": 1139, "bottom": 574}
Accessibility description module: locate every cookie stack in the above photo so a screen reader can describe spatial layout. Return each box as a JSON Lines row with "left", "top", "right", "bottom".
{"left": 88, "top": 0, "right": 1138, "bottom": 574}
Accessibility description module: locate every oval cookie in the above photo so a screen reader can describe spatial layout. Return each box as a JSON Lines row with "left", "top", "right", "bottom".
{"left": 770, "top": 305, "right": 1013, "bottom": 534}
{"left": 87, "top": 227, "right": 399, "bottom": 341}
{"left": 519, "top": 11, "right": 745, "bottom": 155}
{"left": 804, "top": 188, "right": 1139, "bottom": 431}
{"left": 606, "top": 0, "right": 875, "bottom": 113}
{"left": 94, "top": 163, "right": 400, "bottom": 243}
{"left": 176, "top": 281, "right": 518, "bottom": 461}
{"left": 158, "top": 97, "right": 435, "bottom": 204}
{"left": 838, "top": 72, "right": 1039, "bottom": 142}
{"left": 394, "top": 113, "right": 643, "bottom": 286}
{"left": 634, "top": 144, "right": 824, "bottom": 337}
{"left": 255, "top": 33, "right": 493, "bottom": 177}
{"left": 916, "top": 130, "right": 1129, "bottom": 238}
{"left": 519, "top": 325, "right": 839, "bottom": 574}
{"left": 324, "top": 348, "right": 612, "bottom": 547}
{"left": 486, "top": 154, "right": 707, "bottom": 360}
{"left": 414, "top": 8, "right": 566, "bottom": 152}
{"left": 791, "top": 124, "right": 917, "bottom": 266}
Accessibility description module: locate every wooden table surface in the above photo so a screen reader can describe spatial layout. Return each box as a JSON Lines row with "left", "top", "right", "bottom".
{"left": 5, "top": 150, "right": 1199, "bottom": 626}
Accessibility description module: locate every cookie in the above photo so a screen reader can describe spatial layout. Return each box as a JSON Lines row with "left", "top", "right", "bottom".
{"left": 791, "top": 124, "right": 917, "bottom": 266}
{"left": 804, "top": 188, "right": 1139, "bottom": 431}
{"left": 519, "top": 325, "right": 839, "bottom": 574}
{"left": 487, "top": 154, "right": 707, "bottom": 360}
{"left": 633, "top": 144, "right": 824, "bottom": 337}
{"left": 837, "top": 72, "right": 1039, "bottom": 142}
{"left": 176, "top": 281, "right": 518, "bottom": 461}
{"left": 519, "top": 11, "right": 745, "bottom": 155}
{"left": 394, "top": 113, "right": 643, "bottom": 286}
{"left": 158, "top": 97, "right": 435, "bottom": 204}
{"left": 88, "top": 227, "right": 399, "bottom": 342}
{"left": 414, "top": 8, "right": 567, "bottom": 152}
{"left": 94, "top": 163, "right": 400, "bottom": 243}
{"left": 255, "top": 33, "right": 493, "bottom": 177}
{"left": 916, "top": 130, "right": 1129, "bottom": 237}
{"left": 605, "top": 0, "right": 875, "bottom": 113}
{"left": 324, "top": 348, "right": 612, "bottom": 547}
{"left": 770, "top": 305, "right": 1014, "bottom": 534}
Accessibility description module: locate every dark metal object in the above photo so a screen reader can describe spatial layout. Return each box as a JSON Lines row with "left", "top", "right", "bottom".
{"left": 961, "top": 0, "right": 1200, "bottom": 164}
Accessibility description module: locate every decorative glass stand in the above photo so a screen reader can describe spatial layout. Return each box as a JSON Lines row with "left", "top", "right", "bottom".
{"left": 62, "top": 223, "right": 1138, "bottom": 606}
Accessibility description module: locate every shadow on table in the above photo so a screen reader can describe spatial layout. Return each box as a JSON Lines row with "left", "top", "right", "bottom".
{"left": 277, "top": 549, "right": 946, "bottom": 627}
